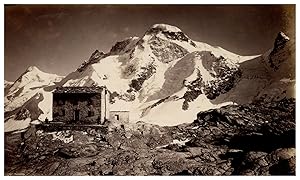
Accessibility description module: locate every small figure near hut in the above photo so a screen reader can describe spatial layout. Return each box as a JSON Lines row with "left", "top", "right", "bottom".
{"left": 45, "top": 117, "right": 49, "bottom": 124}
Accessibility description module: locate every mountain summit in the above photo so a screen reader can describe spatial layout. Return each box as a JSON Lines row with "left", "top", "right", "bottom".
{"left": 150, "top": 24, "right": 183, "bottom": 32}
{"left": 26, "top": 65, "right": 40, "bottom": 72}
{"left": 5, "top": 66, "right": 64, "bottom": 131}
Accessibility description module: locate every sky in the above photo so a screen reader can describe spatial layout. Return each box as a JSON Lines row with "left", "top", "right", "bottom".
{"left": 4, "top": 5, "right": 295, "bottom": 82}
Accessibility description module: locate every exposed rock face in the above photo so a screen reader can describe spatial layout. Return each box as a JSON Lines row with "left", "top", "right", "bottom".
{"left": 129, "top": 63, "right": 156, "bottom": 92}
{"left": 5, "top": 98, "right": 295, "bottom": 175}
{"left": 109, "top": 37, "right": 140, "bottom": 55}
{"left": 149, "top": 36, "right": 189, "bottom": 63}
{"left": 182, "top": 72, "right": 204, "bottom": 110}
{"left": 77, "top": 50, "right": 106, "bottom": 72}
{"left": 193, "top": 98, "right": 295, "bottom": 145}
{"left": 4, "top": 80, "right": 13, "bottom": 96}
{"left": 268, "top": 32, "right": 295, "bottom": 76}
{"left": 268, "top": 34, "right": 287, "bottom": 70}
{"left": 15, "top": 108, "right": 31, "bottom": 120}
{"left": 200, "top": 52, "right": 242, "bottom": 100}
{"left": 274, "top": 32, "right": 290, "bottom": 48}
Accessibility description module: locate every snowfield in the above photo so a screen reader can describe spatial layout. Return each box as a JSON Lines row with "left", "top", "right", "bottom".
{"left": 5, "top": 117, "right": 31, "bottom": 133}
{"left": 137, "top": 94, "right": 233, "bottom": 126}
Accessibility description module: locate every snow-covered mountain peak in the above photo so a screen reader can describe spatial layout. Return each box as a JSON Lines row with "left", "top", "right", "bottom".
{"left": 19, "top": 66, "right": 61, "bottom": 81}
{"left": 25, "top": 66, "right": 40, "bottom": 73}
{"left": 26, "top": 66, "right": 39, "bottom": 72}
{"left": 143, "top": 23, "right": 192, "bottom": 44}
{"left": 278, "top": 31, "right": 290, "bottom": 41}
{"left": 265, "top": 31, "right": 295, "bottom": 79}
{"left": 5, "top": 66, "right": 64, "bottom": 115}
{"left": 274, "top": 32, "right": 290, "bottom": 49}
{"left": 150, "top": 24, "right": 183, "bottom": 33}
{"left": 19, "top": 66, "right": 63, "bottom": 82}
{"left": 7, "top": 66, "right": 63, "bottom": 96}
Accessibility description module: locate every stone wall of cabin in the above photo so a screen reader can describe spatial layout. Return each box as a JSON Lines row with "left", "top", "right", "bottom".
{"left": 52, "top": 93, "right": 102, "bottom": 124}
{"left": 109, "top": 111, "right": 130, "bottom": 123}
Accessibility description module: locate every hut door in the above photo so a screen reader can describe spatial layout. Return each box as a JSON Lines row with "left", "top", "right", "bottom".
{"left": 74, "top": 110, "right": 80, "bottom": 121}
{"left": 114, "top": 114, "right": 119, "bottom": 121}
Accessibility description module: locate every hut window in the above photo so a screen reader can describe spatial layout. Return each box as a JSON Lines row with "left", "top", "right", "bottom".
{"left": 114, "top": 114, "right": 120, "bottom": 121}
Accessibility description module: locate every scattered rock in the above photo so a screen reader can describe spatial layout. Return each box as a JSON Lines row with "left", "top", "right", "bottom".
{"left": 4, "top": 98, "right": 295, "bottom": 175}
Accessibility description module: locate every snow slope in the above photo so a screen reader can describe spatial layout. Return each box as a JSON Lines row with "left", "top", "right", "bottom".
{"left": 4, "top": 80, "right": 13, "bottom": 88}
{"left": 211, "top": 31, "right": 295, "bottom": 105}
{"left": 5, "top": 66, "right": 63, "bottom": 112}
{"left": 136, "top": 94, "right": 233, "bottom": 126}
{"left": 4, "top": 117, "right": 31, "bottom": 133}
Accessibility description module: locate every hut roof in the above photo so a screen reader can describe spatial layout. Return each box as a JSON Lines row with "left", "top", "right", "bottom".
{"left": 53, "top": 87, "right": 105, "bottom": 94}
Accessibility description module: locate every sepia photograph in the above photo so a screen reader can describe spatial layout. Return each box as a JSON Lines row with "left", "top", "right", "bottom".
{"left": 3, "top": 4, "right": 296, "bottom": 176}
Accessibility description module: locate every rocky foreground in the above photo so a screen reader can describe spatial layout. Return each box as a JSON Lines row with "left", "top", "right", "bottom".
{"left": 5, "top": 98, "right": 295, "bottom": 176}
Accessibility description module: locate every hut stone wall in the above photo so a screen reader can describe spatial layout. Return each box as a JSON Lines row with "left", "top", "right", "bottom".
{"left": 52, "top": 87, "right": 110, "bottom": 124}
{"left": 53, "top": 93, "right": 103, "bottom": 124}
{"left": 109, "top": 111, "right": 130, "bottom": 123}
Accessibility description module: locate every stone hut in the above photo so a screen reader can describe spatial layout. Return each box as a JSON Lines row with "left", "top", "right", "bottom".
{"left": 109, "top": 101, "right": 130, "bottom": 124}
{"left": 52, "top": 86, "right": 110, "bottom": 125}
{"left": 109, "top": 111, "right": 130, "bottom": 123}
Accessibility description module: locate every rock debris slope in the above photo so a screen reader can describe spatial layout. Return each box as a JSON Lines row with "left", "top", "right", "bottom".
{"left": 5, "top": 99, "right": 295, "bottom": 175}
